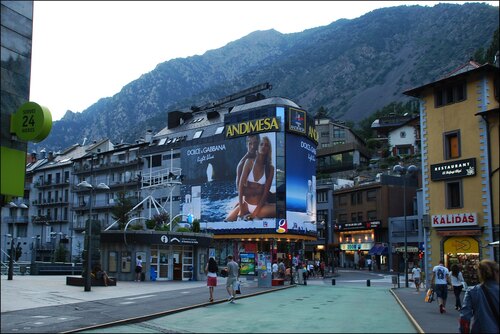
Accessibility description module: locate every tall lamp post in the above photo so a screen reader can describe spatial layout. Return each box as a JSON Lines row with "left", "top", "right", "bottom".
{"left": 393, "top": 163, "right": 417, "bottom": 288}
{"left": 77, "top": 155, "right": 110, "bottom": 292}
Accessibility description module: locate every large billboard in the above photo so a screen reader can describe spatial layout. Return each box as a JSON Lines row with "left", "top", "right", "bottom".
{"left": 180, "top": 132, "right": 278, "bottom": 231}
{"left": 284, "top": 134, "right": 317, "bottom": 234}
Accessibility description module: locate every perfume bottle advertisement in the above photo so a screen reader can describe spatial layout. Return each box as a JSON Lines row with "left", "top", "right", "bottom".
{"left": 285, "top": 134, "right": 317, "bottom": 232}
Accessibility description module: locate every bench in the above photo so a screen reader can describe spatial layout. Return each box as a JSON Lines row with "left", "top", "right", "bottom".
{"left": 66, "top": 276, "right": 117, "bottom": 287}
{"left": 272, "top": 279, "right": 285, "bottom": 286}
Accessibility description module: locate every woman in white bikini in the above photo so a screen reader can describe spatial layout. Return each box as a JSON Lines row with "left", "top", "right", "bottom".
{"left": 226, "top": 135, "right": 275, "bottom": 221}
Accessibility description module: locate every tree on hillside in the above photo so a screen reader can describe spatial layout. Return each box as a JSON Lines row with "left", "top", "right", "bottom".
{"left": 473, "top": 27, "right": 499, "bottom": 64}
{"left": 315, "top": 106, "right": 330, "bottom": 119}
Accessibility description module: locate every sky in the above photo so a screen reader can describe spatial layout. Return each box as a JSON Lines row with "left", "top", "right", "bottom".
{"left": 29, "top": 1, "right": 498, "bottom": 121}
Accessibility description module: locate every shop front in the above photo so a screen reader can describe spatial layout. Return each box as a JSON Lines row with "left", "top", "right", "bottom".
{"left": 433, "top": 212, "right": 483, "bottom": 285}
{"left": 335, "top": 220, "right": 382, "bottom": 269}
{"left": 392, "top": 244, "right": 420, "bottom": 273}
{"left": 100, "top": 231, "right": 212, "bottom": 282}
{"left": 442, "top": 235, "right": 481, "bottom": 285}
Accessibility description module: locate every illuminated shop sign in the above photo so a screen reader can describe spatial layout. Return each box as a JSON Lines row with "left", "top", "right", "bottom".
{"left": 431, "top": 212, "right": 478, "bottom": 227}
{"left": 430, "top": 158, "right": 476, "bottom": 181}
{"left": 225, "top": 117, "right": 280, "bottom": 138}
{"left": 335, "top": 220, "right": 382, "bottom": 231}
{"left": 340, "top": 243, "right": 372, "bottom": 251}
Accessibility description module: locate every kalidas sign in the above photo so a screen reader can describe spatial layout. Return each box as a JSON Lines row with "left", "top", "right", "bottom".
{"left": 431, "top": 213, "right": 478, "bottom": 227}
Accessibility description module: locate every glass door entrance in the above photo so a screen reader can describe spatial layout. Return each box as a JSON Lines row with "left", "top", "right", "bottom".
{"left": 151, "top": 245, "right": 170, "bottom": 280}
{"left": 150, "top": 245, "right": 193, "bottom": 281}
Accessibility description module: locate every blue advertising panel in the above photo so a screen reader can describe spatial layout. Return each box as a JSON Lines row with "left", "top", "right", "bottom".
{"left": 239, "top": 252, "right": 256, "bottom": 275}
{"left": 284, "top": 134, "right": 317, "bottom": 234}
{"left": 180, "top": 132, "right": 277, "bottom": 231}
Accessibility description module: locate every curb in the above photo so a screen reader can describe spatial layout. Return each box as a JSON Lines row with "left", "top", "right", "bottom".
{"left": 61, "top": 285, "right": 296, "bottom": 333}
{"left": 390, "top": 288, "right": 425, "bottom": 334}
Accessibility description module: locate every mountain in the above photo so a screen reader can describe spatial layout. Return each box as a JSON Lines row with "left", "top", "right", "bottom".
{"left": 33, "top": 3, "right": 499, "bottom": 152}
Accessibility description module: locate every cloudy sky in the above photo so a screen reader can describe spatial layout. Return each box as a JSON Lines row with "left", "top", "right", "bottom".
{"left": 28, "top": 1, "right": 498, "bottom": 121}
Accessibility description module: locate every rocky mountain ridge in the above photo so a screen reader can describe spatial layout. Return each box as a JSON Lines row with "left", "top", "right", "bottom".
{"left": 32, "top": 3, "right": 499, "bottom": 152}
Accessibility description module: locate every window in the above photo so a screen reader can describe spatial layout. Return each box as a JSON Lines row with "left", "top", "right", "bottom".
{"left": 338, "top": 214, "right": 347, "bottom": 224}
{"left": 151, "top": 154, "right": 162, "bottom": 167}
{"left": 193, "top": 130, "right": 203, "bottom": 139}
{"left": 317, "top": 191, "right": 328, "bottom": 203}
{"left": 434, "top": 81, "right": 466, "bottom": 107}
{"left": 366, "top": 190, "right": 377, "bottom": 201}
{"left": 400, "top": 131, "right": 406, "bottom": 138}
{"left": 317, "top": 210, "right": 328, "bottom": 222}
{"left": 397, "top": 146, "right": 411, "bottom": 155}
{"left": 17, "top": 224, "right": 27, "bottom": 237}
{"left": 444, "top": 130, "right": 460, "bottom": 159}
{"left": 351, "top": 192, "right": 362, "bottom": 205}
{"left": 321, "top": 131, "right": 329, "bottom": 138}
{"left": 214, "top": 126, "right": 225, "bottom": 135}
{"left": 357, "top": 212, "right": 364, "bottom": 222}
{"left": 367, "top": 210, "right": 377, "bottom": 220}
{"left": 338, "top": 195, "right": 348, "bottom": 206}
{"left": 333, "top": 129, "right": 345, "bottom": 139}
{"left": 446, "top": 180, "right": 462, "bottom": 208}
{"left": 351, "top": 213, "right": 357, "bottom": 222}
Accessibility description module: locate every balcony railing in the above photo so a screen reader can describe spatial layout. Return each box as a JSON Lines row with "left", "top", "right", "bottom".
{"left": 72, "top": 159, "right": 142, "bottom": 174}
{"left": 2, "top": 216, "right": 29, "bottom": 223}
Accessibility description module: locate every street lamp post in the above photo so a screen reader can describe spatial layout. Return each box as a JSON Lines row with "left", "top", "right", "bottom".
{"left": 6, "top": 234, "right": 14, "bottom": 280}
{"left": 77, "top": 154, "right": 109, "bottom": 292}
{"left": 393, "top": 163, "right": 417, "bottom": 288}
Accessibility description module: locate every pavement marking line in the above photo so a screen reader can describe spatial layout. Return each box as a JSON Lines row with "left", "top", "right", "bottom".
{"left": 119, "top": 301, "right": 135, "bottom": 305}
{"left": 125, "top": 295, "right": 156, "bottom": 300}
{"left": 390, "top": 288, "right": 425, "bottom": 334}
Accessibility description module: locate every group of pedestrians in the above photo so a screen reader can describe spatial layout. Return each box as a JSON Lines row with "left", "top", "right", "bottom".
{"left": 420, "top": 259, "right": 498, "bottom": 333}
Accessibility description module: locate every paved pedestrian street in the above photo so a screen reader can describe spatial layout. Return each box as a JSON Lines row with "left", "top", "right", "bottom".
{"left": 80, "top": 285, "right": 415, "bottom": 333}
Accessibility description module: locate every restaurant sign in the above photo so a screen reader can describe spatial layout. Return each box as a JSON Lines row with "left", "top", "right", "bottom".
{"left": 335, "top": 220, "right": 381, "bottom": 231}
{"left": 431, "top": 213, "right": 478, "bottom": 227}
{"left": 430, "top": 158, "right": 476, "bottom": 181}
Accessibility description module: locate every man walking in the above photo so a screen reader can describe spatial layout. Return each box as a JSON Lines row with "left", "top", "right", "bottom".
{"left": 431, "top": 260, "right": 450, "bottom": 314}
{"left": 225, "top": 255, "right": 239, "bottom": 303}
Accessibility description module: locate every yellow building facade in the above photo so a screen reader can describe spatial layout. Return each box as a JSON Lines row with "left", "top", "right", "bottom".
{"left": 405, "top": 61, "right": 499, "bottom": 285}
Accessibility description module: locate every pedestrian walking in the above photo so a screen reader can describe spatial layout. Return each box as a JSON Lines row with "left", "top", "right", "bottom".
{"left": 272, "top": 261, "right": 278, "bottom": 279}
{"left": 205, "top": 257, "right": 218, "bottom": 302}
{"left": 278, "top": 259, "right": 286, "bottom": 279}
{"left": 366, "top": 257, "right": 372, "bottom": 271}
{"left": 135, "top": 255, "right": 143, "bottom": 282}
{"left": 431, "top": 260, "right": 450, "bottom": 314}
{"left": 459, "top": 259, "right": 499, "bottom": 333}
{"left": 225, "top": 255, "right": 239, "bottom": 303}
{"left": 450, "top": 264, "right": 465, "bottom": 310}
{"left": 411, "top": 264, "right": 422, "bottom": 292}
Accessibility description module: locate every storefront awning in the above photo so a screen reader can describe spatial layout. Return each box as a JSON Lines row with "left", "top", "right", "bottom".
{"left": 368, "top": 244, "right": 388, "bottom": 256}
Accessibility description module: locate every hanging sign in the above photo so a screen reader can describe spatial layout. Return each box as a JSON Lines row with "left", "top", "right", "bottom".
{"left": 10, "top": 101, "right": 52, "bottom": 142}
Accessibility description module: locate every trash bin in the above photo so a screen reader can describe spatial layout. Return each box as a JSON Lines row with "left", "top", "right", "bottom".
{"left": 150, "top": 267, "right": 157, "bottom": 281}
{"left": 20, "top": 265, "right": 27, "bottom": 275}
{"left": 392, "top": 274, "right": 400, "bottom": 288}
